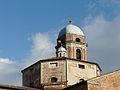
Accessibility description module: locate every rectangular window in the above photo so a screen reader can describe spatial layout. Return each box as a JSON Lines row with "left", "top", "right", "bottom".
{"left": 78, "top": 64, "right": 85, "bottom": 69}
{"left": 50, "top": 62, "right": 58, "bottom": 68}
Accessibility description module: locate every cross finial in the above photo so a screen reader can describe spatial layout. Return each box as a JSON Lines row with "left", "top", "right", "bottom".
{"left": 68, "top": 16, "right": 72, "bottom": 24}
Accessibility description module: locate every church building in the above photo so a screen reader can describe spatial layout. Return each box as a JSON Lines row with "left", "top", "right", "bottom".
{"left": 21, "top": 21, "right": 101, "bottom": 90}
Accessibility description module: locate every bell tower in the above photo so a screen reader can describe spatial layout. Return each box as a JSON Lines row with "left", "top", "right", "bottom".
{"left": 56, "top": 21, "right": 88, "bottom": 61}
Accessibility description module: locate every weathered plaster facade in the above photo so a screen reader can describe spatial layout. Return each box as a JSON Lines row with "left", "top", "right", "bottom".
{"left": 22, "top": 57, "right": 101, "bottom": 90}
{"left": 64, "top": 69, "right": 120, "bottom": 90}
{"left": 67, "top": 59, "right": 100, "bottom": 85}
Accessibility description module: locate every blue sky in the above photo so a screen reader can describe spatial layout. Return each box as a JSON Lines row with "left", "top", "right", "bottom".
{"left": 0, "top": 0, "right": 119, "bottom": 60}
{"left": 0, "top": 0, "right": 120, "bottom": 85}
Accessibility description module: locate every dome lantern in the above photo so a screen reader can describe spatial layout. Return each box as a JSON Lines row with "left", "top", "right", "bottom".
{"left": 56, "top": 41, "right": 67, "bottom": 57}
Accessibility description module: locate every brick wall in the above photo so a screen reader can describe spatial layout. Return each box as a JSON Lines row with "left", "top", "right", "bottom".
{"left": 88, "top": 70, "right": 120, "bottom": 90}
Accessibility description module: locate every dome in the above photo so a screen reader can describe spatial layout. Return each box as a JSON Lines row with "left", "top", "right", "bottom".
{"left": 58, "top": 23, "right": 84, "bottom": 37}
{"left": 57, "top": 46, "right": 66, "bottom": 52}
{"left": 56, "top": 46, "right": 67, "bottom": 57}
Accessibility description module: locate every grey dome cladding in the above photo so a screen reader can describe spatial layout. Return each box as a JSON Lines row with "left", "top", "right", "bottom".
{"left": 58, "top": 24, "right": 84, "bottom": 37}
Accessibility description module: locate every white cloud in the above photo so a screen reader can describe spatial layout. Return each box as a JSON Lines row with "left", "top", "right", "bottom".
{"left": 97, "top": 0, "right": 120, "bottom": 4}
{"left": 23, "top": 32, "right": 56, "bottom": 67}
{"left": 31, "top": 33, "right": 54, "bottom": 57}
{"left": 0, "top": 32, "right": 56, "bottom": 85}
{"left": 0, "top": 58, "right": 21, "bottom": 85}
{"left": 0, "top": 58, "right": 14, "bottom": 64}
{"left": 83, "top": 15, "right": 120, "bottom": 73}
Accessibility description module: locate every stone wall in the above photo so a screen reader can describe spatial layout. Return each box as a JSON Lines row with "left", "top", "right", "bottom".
{"left": 22, "top": 62, "right": 40, "bottom": 88}
{"left": 41, "top": 60, "right": 67, "bottom": 90}
{"left": 88, "top": 69, "right": 120, "bottom": 90}
{"left": 63, "top": 81, "right": 87, "bottom": 90}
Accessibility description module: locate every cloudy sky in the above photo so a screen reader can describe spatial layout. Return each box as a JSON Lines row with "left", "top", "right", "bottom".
{"left": 0, "top": 0, "right": 120, "bottom": 85}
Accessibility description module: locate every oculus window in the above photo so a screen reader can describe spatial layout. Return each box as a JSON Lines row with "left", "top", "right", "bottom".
{"left": 76, "top": 38, "right": 80, "bottom": 42}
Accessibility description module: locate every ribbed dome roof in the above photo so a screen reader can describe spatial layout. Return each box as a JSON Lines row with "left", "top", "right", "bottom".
{"left": 58, "top": 23, "right": 84, "bottom": 37}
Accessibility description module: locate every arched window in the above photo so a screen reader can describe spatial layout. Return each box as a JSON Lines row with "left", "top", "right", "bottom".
{"left": 76, "top": 49, "right": 81, "bottom": 60}
{"left": 51, "top": 77, "right": 58, "bottom": 83}
{"left": 76, "top": 38, "right": 80, "bottom": 42}
{"left": 60, "top": 53, "right": 62, "bottom": 57}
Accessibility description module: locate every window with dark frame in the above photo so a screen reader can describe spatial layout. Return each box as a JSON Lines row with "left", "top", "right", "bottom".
{"left": 51, "top": 77, "right": 58, "bottom": 83}
{"left": 78, "top": 64, "right": 85, "bottom": 69}
{"left": 50, "top": 62, "right": 58, "bottom": 68}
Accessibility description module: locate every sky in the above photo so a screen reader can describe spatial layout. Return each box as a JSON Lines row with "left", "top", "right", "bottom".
{"left": 0, "top": 0, "right": 120, "bottom": 85}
